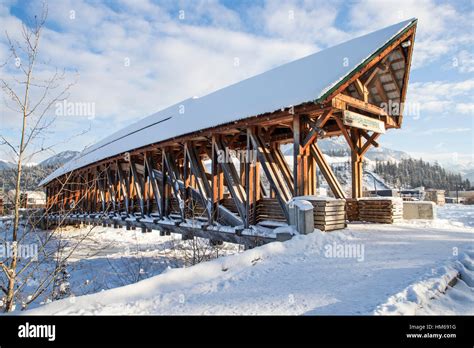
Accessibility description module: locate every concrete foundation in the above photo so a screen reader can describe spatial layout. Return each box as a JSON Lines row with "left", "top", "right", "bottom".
{"left": 288, "top": 198, "right": 314, "bottom": 235}
{"left": 403, "top": 201, "right": 436, "bottom": 219}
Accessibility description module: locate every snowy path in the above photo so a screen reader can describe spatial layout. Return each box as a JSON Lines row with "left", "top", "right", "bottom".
{"left": 25, "top": 205, "right": 474, "bottom": 315}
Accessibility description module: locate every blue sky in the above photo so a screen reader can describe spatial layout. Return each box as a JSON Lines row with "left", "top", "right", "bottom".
{"left": 0, "top": 0, "right": 472, "bottom": 171}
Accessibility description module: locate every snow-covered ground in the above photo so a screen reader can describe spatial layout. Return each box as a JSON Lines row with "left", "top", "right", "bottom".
{"left": 23, "top": 204, "right": 473, "bottom": 315}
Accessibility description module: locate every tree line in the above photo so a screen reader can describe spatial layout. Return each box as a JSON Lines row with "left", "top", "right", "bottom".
{"left": 374, "top": 158, "right": 471, "bottom": 190}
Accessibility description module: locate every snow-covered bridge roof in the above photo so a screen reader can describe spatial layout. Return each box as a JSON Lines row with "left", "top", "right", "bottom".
{"left": 40, "top": 18, "right": 416, "bottom": 186}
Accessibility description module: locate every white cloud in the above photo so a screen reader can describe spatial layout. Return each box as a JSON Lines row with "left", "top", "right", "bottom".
{"left": 1, "top": 0, "right": 472, "bottom": 163}
{"left": 418, "top": 127, "right": 472, "bottom": 135}
{"left": 251, "top": 0, "right": 349, "bottom": 46}
{"left": 453, "top": 50, "right": 474, "bottom": 73}
{"left": 348, "top": 0, "right": 473, "bottom": 68}
{"left": 407, "top": 79, "right": 474, "bottom": 116}
{"left": 0, "top": 0, "right": 316, "bottom": 162}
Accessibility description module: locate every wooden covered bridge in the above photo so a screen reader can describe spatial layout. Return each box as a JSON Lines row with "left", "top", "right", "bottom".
{"left": 40, "top": 19, "right": 417, "bottom": 247}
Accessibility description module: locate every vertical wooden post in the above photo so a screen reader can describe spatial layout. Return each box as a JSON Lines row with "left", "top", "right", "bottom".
{"left": 293, "top": 115, "right": 303, "bottom": 196}
{"left": 211, "top": 136, "right": 220, "bottom": 223}
{"left": 246, "top": 128, "right": 257, "bottom": 226}
{"left": 183, "top": 144, "right": 190, "bottom": 217}
{"left": 310, "top": 152, "right": 317, "bottom": 195}
{"left": 161, "top": 149, "right": 168, "bottom": 218}
{"left": 144, "top": 157, "right": 150, "bottom": 215}
{"left": 351, "top": 129, "right": 363, "bottom": 198}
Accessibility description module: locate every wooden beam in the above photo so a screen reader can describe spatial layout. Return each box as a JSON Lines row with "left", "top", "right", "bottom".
{"left": 160, "top": 151, "right": 169, "bottom": 218}
{"left": 106, "top": 168, "right": 117, "bottom": 213}
{"left": 350, "top": 129, "right": 363, "bottom": 198}
{"left": 144, "top": 154, "right": 162, "bottom": 217}
{"left": 213, "top": 137, "right": 247, "bottom": 222}
{"left": 301, "top": 109, "right": 333, "bottom": 151}
{"left": 374, "top": 76, "right": 389, "bottom": 104}
{"left": 360, "top": 132, "right": 381, "bottom": 157}
{"left": 387, "top": 62, "right": 401, "bottom": 95}
{"left": 211, "top": 136, "right": 221, "bottom": 223}
{"left": 163, "top": 150, "right": 186, "bottom": 220}
{"left": 322, "top": 25, "right": 416, "bottom": 103}
{"left": 272, "top": 143, "right": 294, "bottom": 196}
{"left": 354, "top": 78, "right": 369, "bottom": 102}
{"left": 360, "top": 129, "right": 380, "bottom": 148}
{"left": 185, "top": 143, "right": 212, "bottom": 219}
{"left": 310, "top": 143, "right": 345, "bottom": 199}
{"left": 117, "top": 163, "right": 131, "bottom": 215}
{"left": 249, "top": 130, "right": 289, "bottom": 221}
{"left": 293, "top": 115, "right": 302, "bottom": 196}
{"left": 130, "top": 161, "right": 145, "bottom": 217}
{"left": 334, "top": 116, "right": 358, "bottom": 154}
{"left": 333, "top": 94, "right": 388, "bottom": 117}
{"left": 399, "top": 32, "right": 416, "bottom": 126}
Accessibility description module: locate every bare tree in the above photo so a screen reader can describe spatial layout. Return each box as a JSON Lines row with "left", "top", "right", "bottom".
{"left": 0, "top": 4, "right": 84, "bottom": 312}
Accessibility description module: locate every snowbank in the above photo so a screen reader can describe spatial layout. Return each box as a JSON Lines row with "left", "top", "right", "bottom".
{"left": 374, "top": 251, "right": 474, "bottom": 315}
{"left": 23, "top": 206, "right": 474, "bottom": 315}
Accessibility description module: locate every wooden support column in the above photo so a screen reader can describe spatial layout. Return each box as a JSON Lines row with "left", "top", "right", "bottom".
{"left": 163, "top": 149, "right": 185, "bottom": 220}
{"left": 160, "top": 151, "right": 169, "bottom": 218}
{"left": 310, "top": 143, "right": 345, "bottom": 199}
{"left": 145, "top": 153, "right": 162, "bottom": 217}
{"left": 185, "top": 143, "right": 212, "bottom": 220}
{"left": 106, "top": 167, "right": 117, "bottom": 213}
{"left": 249, "top": 129, "right": 289, "bottom": 221}
{"left": 245, "top": 130, "right": 253, "bottom": 228}
{"left": 130, "top": 161, "right": 145, "bottom": 217}
{"left": 248, "top": 130, "right": 260, "bottom": 225}
{"left": 213, "top": 137, "right": 247, "bottom": 222}
{"left": 272, "top": 143, "right": 294, "bottom": 196}
{"left": 97, "top": 172, "right": 106, "bottom": 213}
{"left": 211, "top": 136, "right": 223, "bottom": 223}
{"left": 293, "top": 114, "right": 303, "bottom": 196}
{"left": 117, "top": 163, "right": 130, "bottom": 215}
{"left": 183, "top": 143, "right": 191, "bottom": 216}
{"left": 350, "top": 128, "right": 363, "bottom": 198}
{"left": 90, "top": 171, "right": 97, "bottom": 213}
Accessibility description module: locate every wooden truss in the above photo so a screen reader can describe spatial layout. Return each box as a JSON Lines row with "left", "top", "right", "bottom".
{"left": 44, "top": 24, "right": 416, "bottom": 244}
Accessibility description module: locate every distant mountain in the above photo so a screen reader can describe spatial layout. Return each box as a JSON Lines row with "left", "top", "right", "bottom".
{"left": 435, "top": 159, "right": 474, "bottom": 184}
{"left": 365, "top": 147, "right": 410, "bottom": 162}
{"left": 0, "top": 159, "right": 15, "bottom": 170}
{"left": 39, "top": 151, "right": 79, "bottom": 168}
{"left": 0, "top": 151, "right": 79, "bottom": 191}
{"left": 282, "top": 138, "right": 410, "bottom": 162}
{"left": 464, "top": 170, "right": 474, "bottom": 184}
